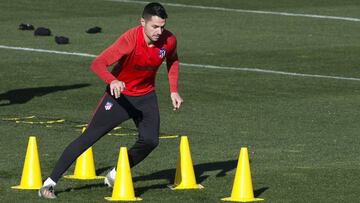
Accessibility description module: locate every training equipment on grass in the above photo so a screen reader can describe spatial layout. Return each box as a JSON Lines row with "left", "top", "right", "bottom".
{"left": 18, "top": 23, "right": 34, "bottom": 30}
{"left": 34, "top": 27, "right": 51, "bottom": 36}
{"left": 12, "top": 136, "right": 43, "bottom": 190}
{"left": 64, "top": 127, "right": 104, "bottom": 180}
{"left": 86, "top": 26, "right": 102, "bottom": 34}
{"left": 55, "top": 36, "right": 69, "bottom": 44}
{"left": 168, "top": 136, "right": 204, "bottom": 190}
{"left": 105, "top": 147, "right": 142, "bottom": 201}
{"left": 221, "top": 147, "right": 264, "bottom": 202}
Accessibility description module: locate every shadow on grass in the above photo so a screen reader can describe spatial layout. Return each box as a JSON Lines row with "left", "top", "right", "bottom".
{"left": 0, "top": 83, "right": 90, "bottom": 106}
{"left": 96, "top": 166, "right": 113, "bottom": 176}
{"left": 57, "top": 160, "right": 268, "bottom": 198}
{"left": 57, "top": 160, "right": 237, "bottom": 195}
{"left": 254, "top": 187, "right": 269, "bottom": 198}
{"left": 56, "top": 166, "right": 113, "bottom": 195}
{"left": 134, "top": 160, "right": 268, "bottom": 197}
{"left": 57, "top": 183, "right": 106, "bottom": 195}
{"left": 132, "top": 159, "right": 238, "bottom": 183}
{"left": 133, "top": 159, "right": 239, "bottom": 195}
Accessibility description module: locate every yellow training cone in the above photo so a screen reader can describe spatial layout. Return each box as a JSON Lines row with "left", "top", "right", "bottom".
{"left": 168, "top": 136, "right": 203, "bottom": 190}
{"left": 12, "top": 136, "right": 43, "bottom": 190}
{"left": 64, "top": 127, "right": 104, "bottom": 180}
{"left": 105, "top": 147, "right": 142, "bottom": 201}
{"left": 221, "top": 147, "right": 264, "bottom": 202}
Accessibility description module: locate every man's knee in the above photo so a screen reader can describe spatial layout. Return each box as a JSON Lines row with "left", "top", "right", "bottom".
{"left": 143, "top": 137, "right": 159, "bottom": 150}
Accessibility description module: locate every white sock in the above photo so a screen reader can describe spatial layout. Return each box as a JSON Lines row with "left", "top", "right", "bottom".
{"left": 109, "top": 168, "right": 116, "bottom": 179}
{"left": 43, "top": 177, "right": 56, "bottom": 187}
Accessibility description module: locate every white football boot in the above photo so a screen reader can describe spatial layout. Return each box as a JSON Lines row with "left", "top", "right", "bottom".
{"left": 38, "top": 185, "right": 56, "bottom": 199}
{"left": 104, "top": 167, "right": 116, "bottom": 187}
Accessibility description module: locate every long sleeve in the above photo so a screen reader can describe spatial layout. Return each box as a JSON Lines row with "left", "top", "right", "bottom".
{"left": 90, "top": 28, "right": 136, "bottom": 84}
{"left": 165, "top": 34, "right": 179, "bottom": 93}
{"left": 166, "top": 46, "right": 179, "bottom": 93}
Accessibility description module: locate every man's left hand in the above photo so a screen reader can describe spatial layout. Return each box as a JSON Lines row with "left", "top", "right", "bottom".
{"left": 170, "top": 92, "right": 183, "bottom": 111}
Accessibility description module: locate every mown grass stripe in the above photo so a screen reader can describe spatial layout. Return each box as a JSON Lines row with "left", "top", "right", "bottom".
{"left": 1, "top": 44, "right": 359, "bottom": 82}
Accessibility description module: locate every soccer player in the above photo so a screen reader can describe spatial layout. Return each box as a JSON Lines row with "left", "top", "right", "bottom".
{"left": 39, "top": 2, "right": 183, "bottom": 199}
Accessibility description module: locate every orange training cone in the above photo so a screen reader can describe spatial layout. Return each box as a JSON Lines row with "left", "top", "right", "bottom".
{"left": 12, "top": 136, "right": 43, "bottom": 190}
{"left": 64, "top": 127, "right": 104, "bottom": 180}
{"left": 221, "top": 147, "right": 264, "bottom": 202}
{"left": 105, "top": 147, "right": 142, "bottom": 201}
{"left": 168, "top": 136, "right": 203, "bottom": 190}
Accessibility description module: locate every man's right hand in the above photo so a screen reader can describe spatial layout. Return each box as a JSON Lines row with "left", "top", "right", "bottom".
{"left": 110, "top": 80, "right": 125, "bottom": 99}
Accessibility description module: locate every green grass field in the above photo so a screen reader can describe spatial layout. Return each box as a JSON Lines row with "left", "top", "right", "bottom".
{"left": 1, "top": 0, "right": 360, "bottom": 202}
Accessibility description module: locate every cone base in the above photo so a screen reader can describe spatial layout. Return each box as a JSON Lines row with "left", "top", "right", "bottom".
{"left": 64, "top": 175, "right": 105, "bottom": 180}
{"left": 104, "top": 196, "right": 142, "bottom": 201}
{"left": 11, "top": 185, "right": 41, "bottom": 190}
{"left": 221, "top": 197, "right": 264, "bottom": 202}
{"left": 168, "top": 184, "right": 204, "bottom": 190}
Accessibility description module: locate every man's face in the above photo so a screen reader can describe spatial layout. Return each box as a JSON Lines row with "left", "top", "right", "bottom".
{"left": 142, "top": 16, "right": 166, "bottom": 43}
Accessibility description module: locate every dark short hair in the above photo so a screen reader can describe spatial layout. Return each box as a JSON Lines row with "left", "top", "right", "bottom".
{"left": 142, "top": 2, "right": 168, "bottom": 20}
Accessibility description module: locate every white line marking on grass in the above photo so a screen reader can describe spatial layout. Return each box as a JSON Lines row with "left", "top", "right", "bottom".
{"left": 1, "top": 44, "right": 360, "bottom": 82}
{"left": 182, "top": 62, "right": 360, "bottom": 82}
{"left": 109, "top": 0, "right": 360, "bottom": 23}
{"left": 0, "top": 45, "right": 96, "bottom": 58}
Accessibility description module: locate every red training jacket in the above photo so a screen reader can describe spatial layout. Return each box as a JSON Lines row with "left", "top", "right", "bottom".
{"left": 91, "top": 25, "right": 179, "bottom": 96}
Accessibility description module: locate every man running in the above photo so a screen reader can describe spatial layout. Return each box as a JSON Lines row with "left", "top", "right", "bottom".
{"left": 39, "top": 2, "right": 183, "bottom": 199}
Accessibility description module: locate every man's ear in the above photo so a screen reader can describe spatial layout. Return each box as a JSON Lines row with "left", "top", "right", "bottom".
{"left": 140, "top": 18, "right": 145, "bottom": 26}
